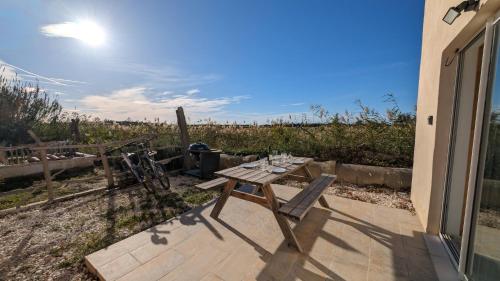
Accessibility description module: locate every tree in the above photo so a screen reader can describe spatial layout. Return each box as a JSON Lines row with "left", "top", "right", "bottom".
{"left": 0, "top": 73, "right": 62, "bottom": 145}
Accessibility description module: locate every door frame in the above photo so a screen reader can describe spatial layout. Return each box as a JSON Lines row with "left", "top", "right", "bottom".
{"left": 439, "top": 12, "right": 500, "bottom": 280}
{"left": 439, "top": 29, "right": 485, "bottom": 267}
{"left": 457, "top": 14, "right": 500, "bottom": 280}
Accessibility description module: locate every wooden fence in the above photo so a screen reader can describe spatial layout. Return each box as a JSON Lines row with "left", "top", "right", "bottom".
{"left": 0, "top": 106, "right": 191, "bottom": 209}
{"left": 0, "top": 137, "right": 182, "bottom": 202}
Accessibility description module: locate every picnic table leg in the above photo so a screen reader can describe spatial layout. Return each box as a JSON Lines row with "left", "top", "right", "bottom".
{"left": 251, "top": 185, "right": 260, "bottom": 194}
{"left": 318, "top": 196, "right": 330, "bottom": 208}
{"left": 210, "top": 179, "right": 237, "bottom": 219}
{"left": 302, "top": 165, "right": 314, "bottom": 179}
{"left": 261, "top": 184, "right": 303, "bottom": 253}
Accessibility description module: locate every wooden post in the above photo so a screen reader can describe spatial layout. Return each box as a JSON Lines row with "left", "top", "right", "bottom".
{"left": 176, "top": 107, "right": 194, "bottom": 170}
{"left": 98, "top": 145, "right": 114, "bottom": 187}
{"left": 0, "top": 150, "right": 7, "bottom": 165}
{"left": 40, "top": 148, "right": 54, "bottom": 201}
{"left": 28, "top": 130, "right": 54, "bottom": 201}
{"left": 70, "top": 118, "right": 81, "bottom": 142}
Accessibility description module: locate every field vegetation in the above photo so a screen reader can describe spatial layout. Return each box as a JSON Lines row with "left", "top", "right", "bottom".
{"left": 0, "top": 74, "right": 416, "bottom": 167}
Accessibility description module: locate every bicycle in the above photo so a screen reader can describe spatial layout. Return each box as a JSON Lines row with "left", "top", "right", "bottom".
{"left": 105, "top": 139, "right": 170, "bottom": 190}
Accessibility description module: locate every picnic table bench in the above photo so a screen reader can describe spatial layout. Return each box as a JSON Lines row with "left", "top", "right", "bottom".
{"left": 209, "top": 157, "right": 336, "bottom": 252}
{"left": 195, "top": 177, "right": 229, "bottom": 189}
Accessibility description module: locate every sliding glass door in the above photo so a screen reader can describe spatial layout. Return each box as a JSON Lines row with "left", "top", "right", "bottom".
{"left": 466, "top": 21, "right": 500, "bottom": 281}
{"left": 442, "top": 18, "right": 500, "bottom": 281}
{"left": 442, "top": 32, "right": 484, "bottom": 262}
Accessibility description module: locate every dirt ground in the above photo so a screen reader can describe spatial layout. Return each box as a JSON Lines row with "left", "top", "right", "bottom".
{"left": 0, "top": 175, "right": 415, "bottom": 281}
{"left": 0, "top": 175, "right": 216, "bottom": 281}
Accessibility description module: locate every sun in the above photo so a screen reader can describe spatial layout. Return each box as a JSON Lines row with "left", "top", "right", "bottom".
{"left": 74, "top": 21, "right": 106, "bottom": 47}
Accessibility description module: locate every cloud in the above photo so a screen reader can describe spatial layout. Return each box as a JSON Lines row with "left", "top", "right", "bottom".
{"left": 77, "top": 86, "right": 249, "bottom": 121}
{"left": 280, "top": 102, "right": 305, "bottom": 107}
{"left": 186, "top": 88, "right": 200, "bottom": 95}
{"left": 0, "top": 59, "right": 86, "bottom": 86}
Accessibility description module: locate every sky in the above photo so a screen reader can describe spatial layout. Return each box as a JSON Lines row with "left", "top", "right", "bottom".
{"left": 0, "top": 0, "right": 424, "bottom": 123}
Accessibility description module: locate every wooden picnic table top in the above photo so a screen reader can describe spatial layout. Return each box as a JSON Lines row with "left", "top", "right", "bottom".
{"left": 214, "top": 157, "right": 313, "bottom": 186}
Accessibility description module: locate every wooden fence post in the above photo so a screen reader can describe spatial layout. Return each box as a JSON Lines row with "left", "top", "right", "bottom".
{"left": 0, "top": 150, "right": 7, "bottom": 165}
{"left": 98, "top": 145, "right": 114, "bottom": 187}
{"left": 176, "top": 107, "right": 194, "bottom": 170}
{"left": 40, "top": 148, "right": 54, "bottom": 201}
{"left": 27, "top": 130, "right": 54, "bottom": 201}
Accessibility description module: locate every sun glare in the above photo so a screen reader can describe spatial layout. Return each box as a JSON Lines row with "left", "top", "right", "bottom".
{"left": 75, "top": 21, "right": 106, "bottom": 47}
{"left": 41, "top": 20, "right": 107, "bottom": 47}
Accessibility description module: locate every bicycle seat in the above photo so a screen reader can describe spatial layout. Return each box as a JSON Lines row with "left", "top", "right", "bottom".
{"left": 148, "top": 151, "right": 157, "bottom": 156}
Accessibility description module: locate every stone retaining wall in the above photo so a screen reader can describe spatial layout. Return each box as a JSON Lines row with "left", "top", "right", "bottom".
{"left": 218, "top": 154, "right": 412, "bottom": 190}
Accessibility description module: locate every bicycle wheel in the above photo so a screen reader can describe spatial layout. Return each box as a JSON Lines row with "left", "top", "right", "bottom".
{"left": 154, "top": 162, "right": 170, "bottom": 189}
{"left": 121, "top": 154, "right": 145, "bottom": 184}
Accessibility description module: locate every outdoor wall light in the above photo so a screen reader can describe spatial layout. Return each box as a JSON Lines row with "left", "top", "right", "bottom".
{"left": 443, "top": 0, "right": 479, "bottom": 25}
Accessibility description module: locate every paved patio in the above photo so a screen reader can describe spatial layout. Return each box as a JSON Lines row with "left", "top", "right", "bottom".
{"left": 85, "top": 184, "right": 439, "bottom": 281}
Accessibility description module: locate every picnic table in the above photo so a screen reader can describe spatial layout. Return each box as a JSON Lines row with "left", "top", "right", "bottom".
{"left": 209, "top": 156, "right": 336, "bottom": 253}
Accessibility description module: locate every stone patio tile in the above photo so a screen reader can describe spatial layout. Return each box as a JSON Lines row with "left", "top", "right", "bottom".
{"left": 158, "top": 244, "right": 231, "bottom": 281}
{"left": 304, "top": 236, "right": 337, "bottom": 262}
{"left": 406, "top": 253, "right": 438, "bottom": 281}
{"left": 213, "top": 244, "right": 267, "bottom": 281}
{"left": 284, "top": 256, "right": 334, "bottom": 281}
{"left": 369, "top": 243, "right": 408, "bottom": 268}
{"left": 328, "top": 259, "right": 369, "bottom": 281}
{"left": 97, "top": 253, "right": 141, "bottom": 281}
{"left": 255, "top": 246, "right": 300, "bottom": 280}
{"left": 199, "top": 273, "right": 225, "bottom": 281}
{"left": 86, "top": 186, "right": 439, "bottom": 281}
{"left": 129, "top": 226, "right": 191, "bottom": 263}
{"left": 367, "top": 263, "right": 410, "bottom": 281}
{"left": 116, "top": 249, "right": 184, "bottom": 281}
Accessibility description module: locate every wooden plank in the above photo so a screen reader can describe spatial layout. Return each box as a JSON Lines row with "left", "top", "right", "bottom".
{"left": 230, "top": 190, "right": 269, "bottom": 208}
{"left": 279, "top": 175, "right": 333, "bottom": 216}
{"left": 244, "top": 170, "right": 271, "bottom": 182}
{"left": 239, "top": 169, "right": 267, "bottom": 180}
{"left": 223, "top": 167, "right": 250, "bottom": 177}
{"left": 289, "top": 179, "right": 333, "bottom": 219}
{"left": 195, "top": 178, "right": 229, "bottom": 190}
{"left": 279, "top": 175, "right": 336, "bottom": 221}
{"left": 215, "top": 167, "right": 260, "bottom": 182}
{"left": 210, "top": 179, "right": 237, "bottom": 218}
{"left": 157, "top": 155, "right": 184, "bottom": 165}
{"left": 214, "top": 165, "right": 241, "bottom": 176}
{"left": 228, "top": 167, "right": 258, "bottom": 178}
{"left": 176, "top": 106, "right": 194, "bottom": 170}
{"left": 98, "top": 145, "right": 114, "bottom": 187}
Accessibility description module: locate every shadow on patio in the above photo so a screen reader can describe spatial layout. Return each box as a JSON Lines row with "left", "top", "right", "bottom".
{"left": 85, "top": 184, "right": 438, "bottom": 281}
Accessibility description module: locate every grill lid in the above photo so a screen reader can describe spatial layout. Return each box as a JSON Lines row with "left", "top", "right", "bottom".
{"left": 188, "top": 142, "right": 209, "bottom": 151}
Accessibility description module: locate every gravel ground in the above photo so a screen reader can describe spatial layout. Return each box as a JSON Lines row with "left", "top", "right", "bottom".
{"left": 478, "top": 208, "right": 500, "bottom": 229}
{"left": 0, "top": 175, "right": 216, "bottom": 281}
{"left": 280, "top": 179, "right": 415, "bottom": 214}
